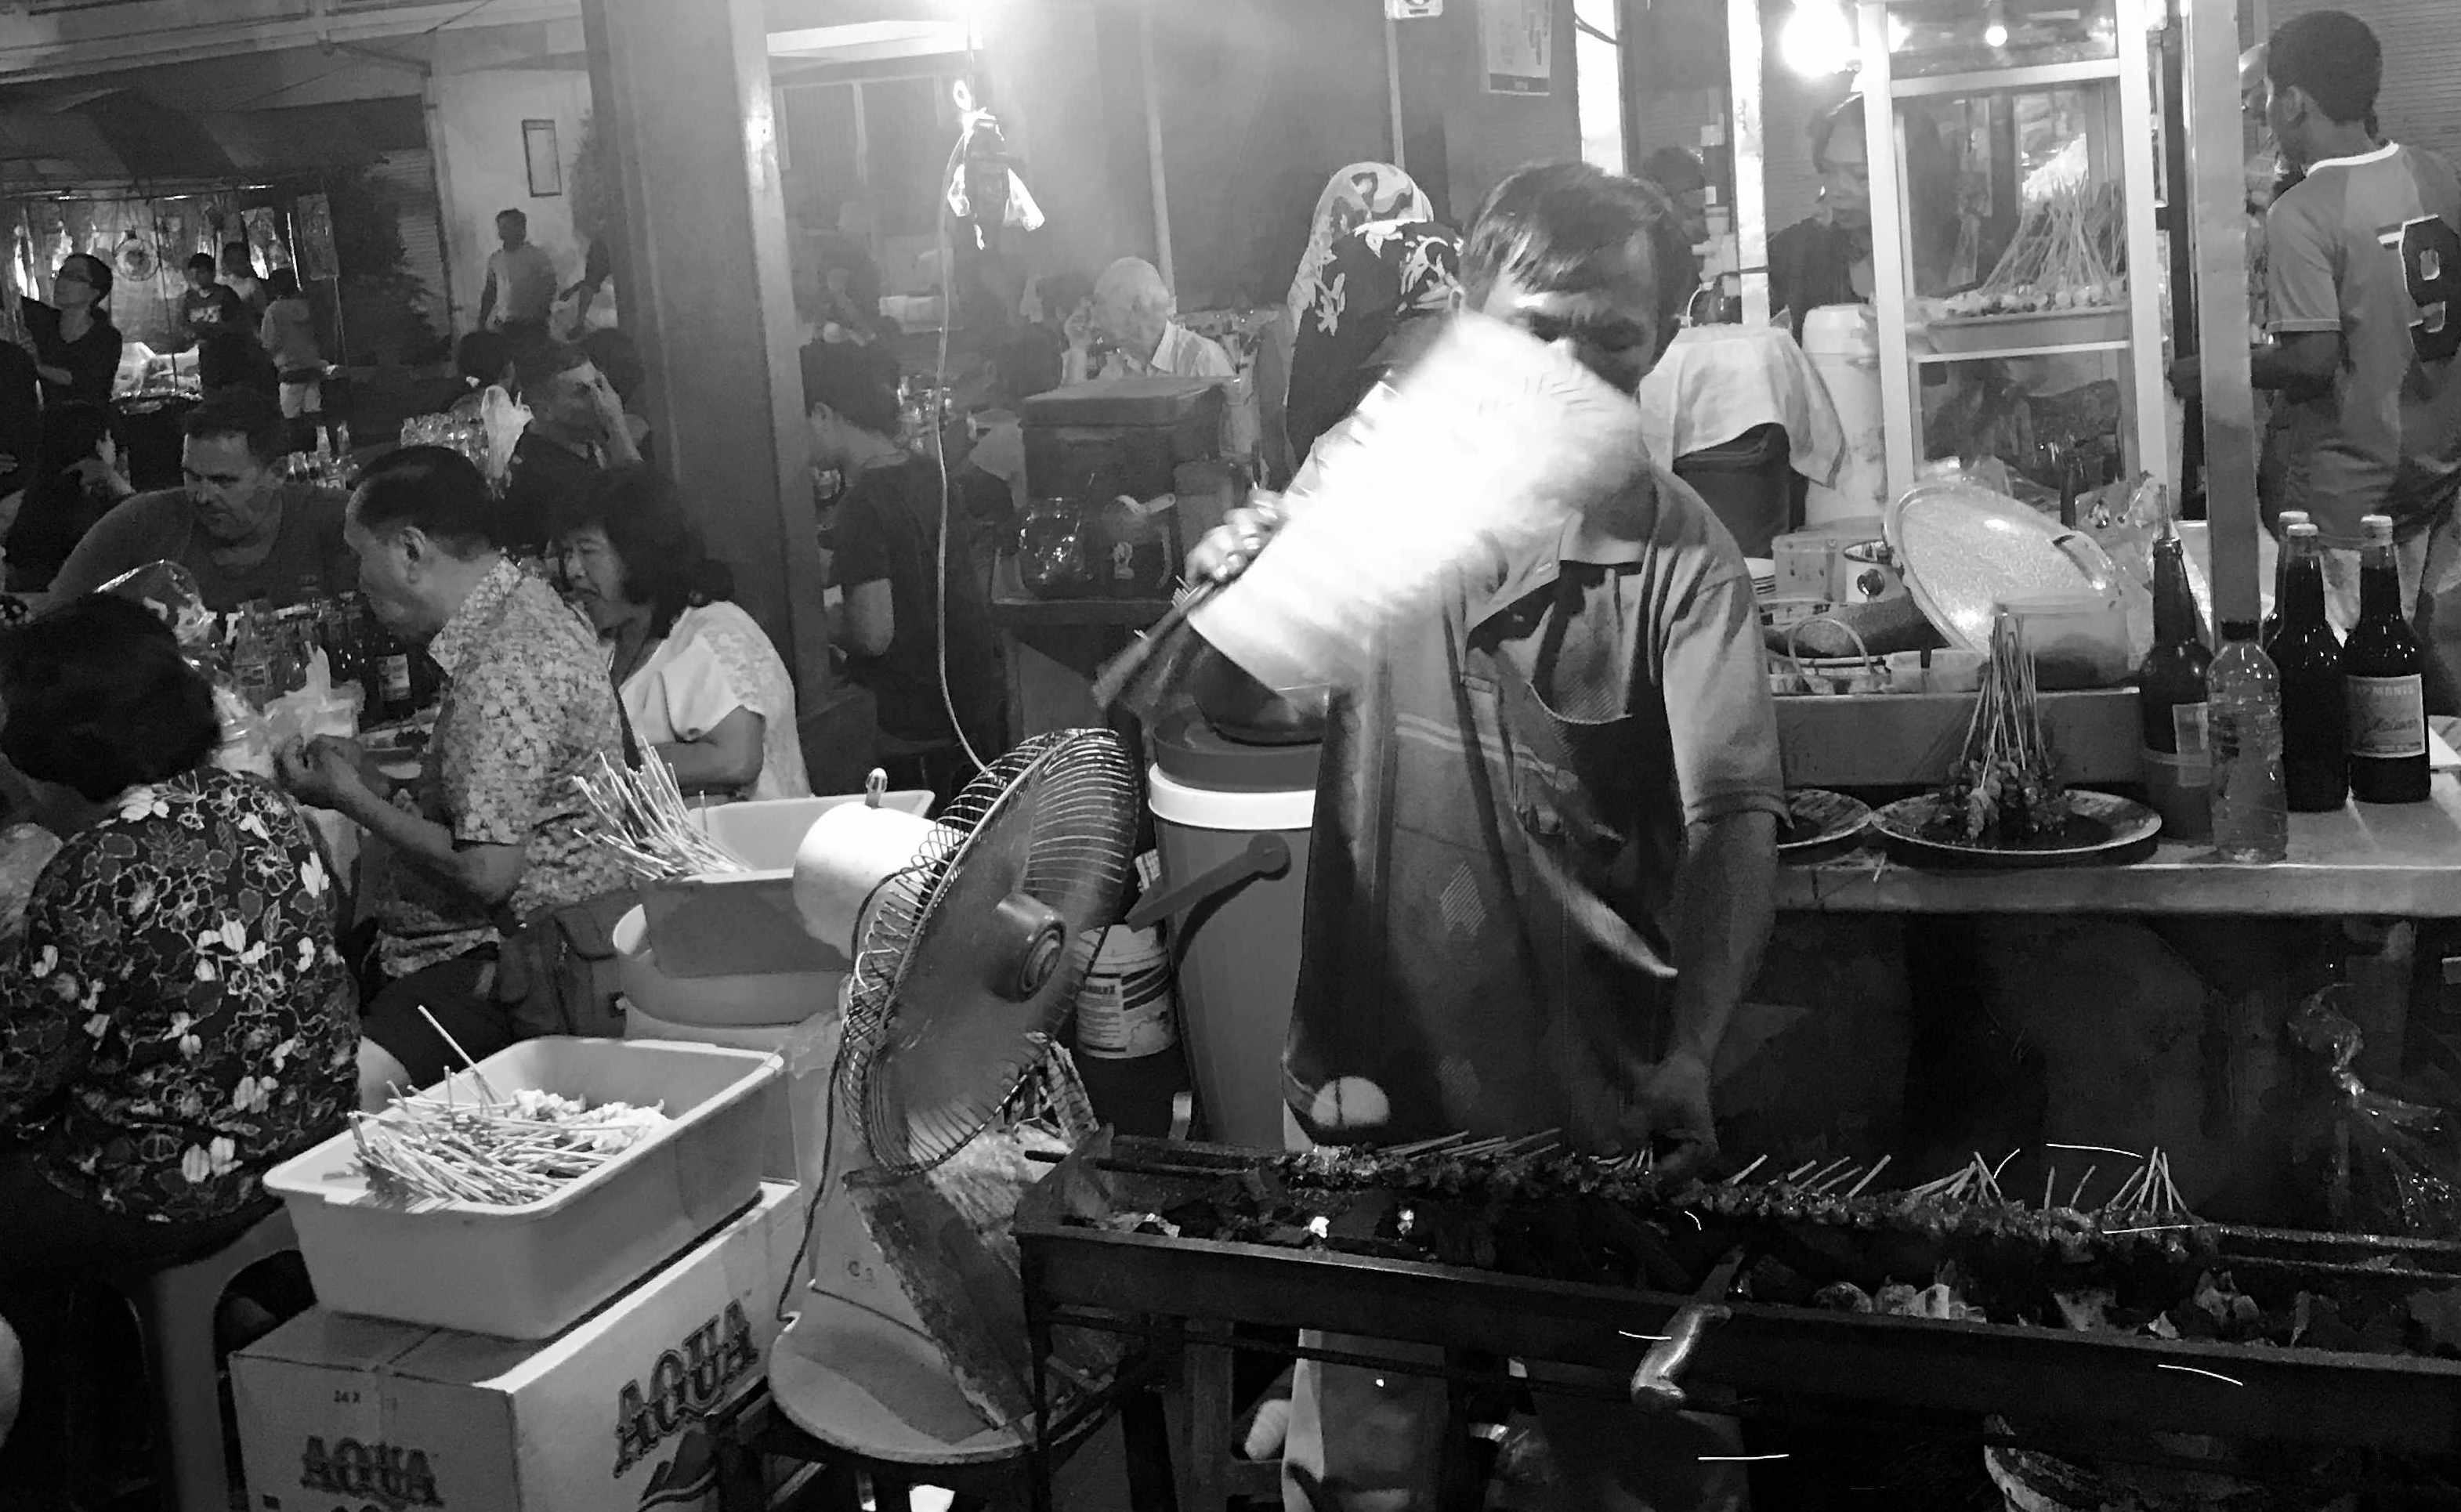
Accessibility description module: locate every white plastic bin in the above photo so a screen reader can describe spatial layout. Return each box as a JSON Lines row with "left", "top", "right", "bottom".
{"left": 642, "top": 789, "right": 933, "bottom": 978}
{"left": 263, "top": 1038, "right": 782, "bottom": 1339}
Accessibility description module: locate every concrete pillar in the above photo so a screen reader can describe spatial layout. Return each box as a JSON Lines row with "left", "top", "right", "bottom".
{"left": 580, "top": 0, "right": 828, "bottom": 694}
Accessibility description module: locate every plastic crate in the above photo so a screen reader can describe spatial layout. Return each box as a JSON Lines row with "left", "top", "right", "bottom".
{"left": 642, "top": 790, "right": 932, "bottom": 978}
{"left": 263, "top": 1038, "right": 782, "bottom": 1339}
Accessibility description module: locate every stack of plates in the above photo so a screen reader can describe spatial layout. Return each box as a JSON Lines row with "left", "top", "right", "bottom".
{"left": 1745, "top": 557, "right": 1776, "bottom": 599}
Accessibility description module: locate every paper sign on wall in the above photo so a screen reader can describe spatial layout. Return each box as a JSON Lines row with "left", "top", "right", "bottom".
{"left": 1387, "top": 0, "right": 1443, "bottom": 16}
{"left": 1482, "top": 0, "right": 1552, "bottom": 95}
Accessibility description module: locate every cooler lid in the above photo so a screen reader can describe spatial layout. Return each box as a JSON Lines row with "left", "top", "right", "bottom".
{"left": 1151, "top": 707, "right": 1321, "bottom": 794}
{"left": 1022, "top": 376, "right": 1224, "bottom": 430}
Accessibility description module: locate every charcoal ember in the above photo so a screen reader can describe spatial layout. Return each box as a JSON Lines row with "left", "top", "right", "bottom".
{"left": 1812, "top": 1281, "right": 1873, "bottom": 1312}
{"left": 1743, "top": 1254, "right": 1813, "bottom": 1306}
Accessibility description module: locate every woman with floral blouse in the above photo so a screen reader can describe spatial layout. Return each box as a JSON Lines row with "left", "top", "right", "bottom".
{"left": 0, "top": 596, "right": 356, "bottom": 1272}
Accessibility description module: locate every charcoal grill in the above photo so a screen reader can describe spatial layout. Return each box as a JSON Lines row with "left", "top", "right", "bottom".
{"left": 1015, "top": 1138, "right": 2461, "bottom": 1510}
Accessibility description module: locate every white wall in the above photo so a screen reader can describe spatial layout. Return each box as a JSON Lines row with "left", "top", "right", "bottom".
{"left": 426, "top": 64, "right": 593, "bottom": 333}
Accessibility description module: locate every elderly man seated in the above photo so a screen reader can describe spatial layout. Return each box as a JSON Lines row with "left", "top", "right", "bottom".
{"left": 1063, "top": 257, "right": 1236, "bottom": 385}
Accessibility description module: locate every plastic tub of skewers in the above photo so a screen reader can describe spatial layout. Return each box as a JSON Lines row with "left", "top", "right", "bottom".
{"left": 263, "top": 1035, "right": 783, "bottom": 1339}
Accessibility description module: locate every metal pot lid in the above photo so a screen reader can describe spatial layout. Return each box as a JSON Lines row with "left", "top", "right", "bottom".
{"left": 1884, "top": 479, "right": 2125, "bottom": 655}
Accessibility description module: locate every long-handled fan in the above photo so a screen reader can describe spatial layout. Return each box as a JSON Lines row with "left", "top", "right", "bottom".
{"left": 769, "top": 729, "right": 1142, "bottom": 1456}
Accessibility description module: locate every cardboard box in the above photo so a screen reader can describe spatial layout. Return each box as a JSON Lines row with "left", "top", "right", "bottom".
{"left": 234, "top": 1181, "right": 803, "bottom": 1512}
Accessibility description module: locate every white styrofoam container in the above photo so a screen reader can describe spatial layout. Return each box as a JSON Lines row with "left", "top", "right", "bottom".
{"left": 263, "top": 1039, "right": 783, "bottom": 1340}
{"left": 642, "top": 789, "right": 933, "bottom": 978}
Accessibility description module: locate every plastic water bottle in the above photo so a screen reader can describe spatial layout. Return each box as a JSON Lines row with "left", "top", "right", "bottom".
{"left": 2208, "top": 620, "right": 2289, "bottom": 863}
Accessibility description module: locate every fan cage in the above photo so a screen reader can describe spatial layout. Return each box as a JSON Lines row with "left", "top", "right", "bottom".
{"left": 834, "top": 729, "right": 1140, "bottom": 1176}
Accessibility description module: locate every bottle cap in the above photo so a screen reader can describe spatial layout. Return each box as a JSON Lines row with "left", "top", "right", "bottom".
{"left": 2280, "top": 510, "right": 2310, "bottom": 527}
{"left": 2286, "top": 521, "right": 2319, "bottom": 540}
{"left": 2363, "top": 514, "right": 2395, "bottom": 543}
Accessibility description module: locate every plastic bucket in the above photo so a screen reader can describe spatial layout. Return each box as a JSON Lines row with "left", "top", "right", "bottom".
{"left": 1800, "top": 304, "right": 1887, "bottom": 525}
{"left": 1148, "top": 765, "right": 1315, "bottom": 1148}
{"left": 613, "top": 905, "right": 841, "bottom": 1029}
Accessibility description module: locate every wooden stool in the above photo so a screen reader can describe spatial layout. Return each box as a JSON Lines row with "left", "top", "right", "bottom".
{"left": 109, "top": 1207, "right": 299, "bottom": 1512}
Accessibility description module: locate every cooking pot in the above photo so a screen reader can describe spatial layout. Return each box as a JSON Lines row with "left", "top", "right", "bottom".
{"left": 1190, "top": 647, "right": 1326, "bottom": 746}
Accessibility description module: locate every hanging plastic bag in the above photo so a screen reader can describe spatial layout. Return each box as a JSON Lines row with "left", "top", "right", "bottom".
{"left": 2290, "top": 986, "right": 2461, "bottom": 1236}
{"left": 262, "top": 648, "right": 363, "bottom": 754}
{"left": 96, "top": 559, "right": 274, "bottom": 778}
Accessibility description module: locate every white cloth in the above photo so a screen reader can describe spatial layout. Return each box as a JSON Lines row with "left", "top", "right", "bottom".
{"left": 1283, "top": 162, "right": 1436, "bottom": 331}
{"left": 621, "top": 602, "right": 811, "bottom": 802}
{"left": 1634, "top": 324, "right": 1849, "bottom": 487}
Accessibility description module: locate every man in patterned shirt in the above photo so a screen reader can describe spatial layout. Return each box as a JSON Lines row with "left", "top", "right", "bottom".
{"left": 279, "top": 446, "right": 631, "bottom": 1109}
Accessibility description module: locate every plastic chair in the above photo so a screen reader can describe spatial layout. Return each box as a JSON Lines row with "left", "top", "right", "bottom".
{"left": 110, "top": 1206, "right": 299, "bottom": 1512}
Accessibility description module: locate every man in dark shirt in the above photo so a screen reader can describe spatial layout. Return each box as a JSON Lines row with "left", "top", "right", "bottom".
{"left": 501, "top": 340, "right": 636, "bottom": 555}
{"left": 1767, "top": 98, "right": 1873, "bottom": 340}
{"left": 51, "top": 388, "right": 349, "bottom": 610}
{"left": 803, "top": 342, "right": 1004, "bottom": 776}
{"left": 175, "top": 254, "right": 245, "bottom": 350}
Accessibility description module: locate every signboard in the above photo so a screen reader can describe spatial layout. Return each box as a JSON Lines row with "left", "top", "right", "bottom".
{"left": 1386, "top": 0, "right": 1442, "bottom": 16}
{"left": 1481, "top": 0, "right": 1552, "bottom": 95}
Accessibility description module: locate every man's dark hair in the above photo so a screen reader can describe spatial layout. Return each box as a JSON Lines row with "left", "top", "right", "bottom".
{"left": 223, "top": 241, "right": 252, "bottom": 266}
{"left": 0, "top": 595, "right": 218, "bottom": 801}
{"left": 1640, "top": 146, "right": 1708, "bottom": 197}
{"left": 2267, "top": 11, "right": 2380, "bottom": 125}
{"left": 799, "top": 340, "right": 903, "bottom": 437}
{"left": 186, "top": 252, "right": 219, "bottom": 278}
{"left": 352, "top": 446, "right": 501, "bottom": 556}
{"left": 457, "top": 330, "right": 512, "bottom": 389}
{"left": 579, "top": 327, "right": 646, "bottom": 403}
{"left": 512, "top": 338, "right": 589, "bottom": 398}
{"left": 266, "top": 268, "right": 301, "bottom": 301}
{"left": 552, "top": 467, "right": 733, "bottom": 638}
{"left": 497, "top": 208, "right": 528, "bottom": 230}
{"left": 1460, "top": 161, "right": 1701, "bottom": 327}
{"left": 1810, "top": 96, "right": 1867, "bottom": 170}
{"left": 63, "top": 252, "right": 112, "bottom": 307}
{"left": 196, "top": 330, "right": 277, "bottom": 398}
{"left": 183, "top": 385, "right": 286, "bottom": 464}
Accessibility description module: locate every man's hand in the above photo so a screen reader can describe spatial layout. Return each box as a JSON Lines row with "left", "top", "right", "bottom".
{"left": 277, "top": 736, "right": 370, "bottom": 812}
{"left": 2166, "top": 354, "right": 2201, "bottom": 401}
{"left": 1632, "top": 1050, "right": 1718, "bottom": 1176}
{"left": 1062, "top": 299, "right": 1096, "bottom": 354}
{"left": 1185, "top": 497, "right": 1284, "bottom": 585}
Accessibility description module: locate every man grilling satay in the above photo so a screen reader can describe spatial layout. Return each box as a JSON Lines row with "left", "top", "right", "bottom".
{"left": 1187, "top": 161, "right": 1783, "bottom": 1512}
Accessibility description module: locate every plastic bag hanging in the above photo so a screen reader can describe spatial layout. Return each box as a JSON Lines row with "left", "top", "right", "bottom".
{"left": 944, "top": 81, "right": 1044, "bottom": 251}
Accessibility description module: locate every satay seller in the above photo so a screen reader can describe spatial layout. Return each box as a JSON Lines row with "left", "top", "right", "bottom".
{"left": 1188, "top": 161, "right": 1783, "bottom": 1512}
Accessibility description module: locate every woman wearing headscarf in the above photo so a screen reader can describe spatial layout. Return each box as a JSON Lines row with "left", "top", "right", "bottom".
{"left": 1282, "top": 207, "right": 1460, "bottom": 465}
{"left": 1269, "top": 163, "right": 1454, "bottom": 473}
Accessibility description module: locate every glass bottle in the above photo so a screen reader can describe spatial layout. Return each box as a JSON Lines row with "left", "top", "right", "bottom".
{"left": 2343, "top": 513, "right": 2431, "bottom": 803}
{"left": 2272, "top": 523, "right": 2347, "bottom": 812}
{"left": 2260, "top": 509, "right": 2310, "bottom": 651}
{"left": 2137, "top": 522, "right": 2213, "bottom": 842}
{"left": 2209, "top": 621, "right": 2289, "bottom": 863}
{"left": 229, "top": 602, "right": 276, "bottom": 711}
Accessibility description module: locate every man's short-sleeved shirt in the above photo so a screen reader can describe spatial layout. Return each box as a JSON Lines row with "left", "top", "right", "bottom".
{"left": 2264, "top": 142, "right": 2461, "bottom": 543}
{"left": 1284, "top": 455, "right": 1786, "bottom": 1145}
{"left": 365, "top": 559, "right": 632, "bottom": 977}
{"left": 49, "top": 483, "right": 353, "bottom": 610}
{"left": 487, "top": 242, "right": 560, "bottom": 327}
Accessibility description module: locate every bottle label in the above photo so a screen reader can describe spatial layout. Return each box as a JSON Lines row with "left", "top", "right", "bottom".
{"left": 382, "top": 653, "right": 414, "bottom": 701}
{"left": 2347, "top": 675, "right": 2427, "bottom": 759}
{"left": 1077, "top": 927, "right": 1177, "bottom": 1059}
{"left": 2171, "top": 702, "right": 2209, "bottom": 757}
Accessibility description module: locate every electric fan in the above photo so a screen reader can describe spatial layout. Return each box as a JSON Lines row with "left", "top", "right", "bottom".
{"left": 769, "top": 728, "right": 1142, "bottom": 1457}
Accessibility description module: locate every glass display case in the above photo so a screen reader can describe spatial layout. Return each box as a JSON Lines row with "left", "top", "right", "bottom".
{"left": 1858, "top": 0, "right": 2167, "bottom": 507}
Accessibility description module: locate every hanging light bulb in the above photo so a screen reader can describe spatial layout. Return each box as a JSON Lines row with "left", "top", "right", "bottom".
{"left": 1983, "top": 1, "right": 2010, "bottom": 49}
{"left": 1780, "top": 0, "right": 1857, "bottom": 77}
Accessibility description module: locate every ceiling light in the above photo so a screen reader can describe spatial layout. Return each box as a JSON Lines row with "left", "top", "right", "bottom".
{"left": 1780, "top": 0, "right": 1857, "bottom": 77}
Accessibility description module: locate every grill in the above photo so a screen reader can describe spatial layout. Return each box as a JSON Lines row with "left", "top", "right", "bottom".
{"left": 1014, "top": 1138, "right": 2461, "bottom": 1508}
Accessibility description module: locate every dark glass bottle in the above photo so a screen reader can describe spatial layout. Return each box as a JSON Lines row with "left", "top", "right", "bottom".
{"left": 2260, "top": 508, "right": 2310, "bottom": 652}
{"left": 2138, "top": 522, "right": 2214, "bottom": 841}
{"left": 2343, "top": 514, "right": 2430, "bottom": 803}
{"left": 2271, "top": 523, "right": 2347, "bottom": 811}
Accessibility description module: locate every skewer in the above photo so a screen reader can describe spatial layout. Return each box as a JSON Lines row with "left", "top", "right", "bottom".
{"left": 1724, "top": 1154, "right": 1768, "bottom": 1186}
{"left": 1845, "top": 1155, "right": 1891, "bottom": 1199}
{"left": 2069, "top": 1166, "right": 2097, "bottom": 1208}
{"left": 1810, "top": 1163, "right": 1864, "bottom": 1195}
{"left": 1785, "top": 1160, "right": 1821, "bottom": 1184}
{"left": 415, "top": 1004, "right": 499, "bottom": 1101}
{"left": 2043, "top": 1167, "right": 2056, "bottom": 1213}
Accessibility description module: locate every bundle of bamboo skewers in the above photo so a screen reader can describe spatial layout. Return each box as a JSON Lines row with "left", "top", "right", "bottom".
{"left": 1931, "top": 610, "right": 2072, "bottom": 845}
{"left": 1933, "top": 182, "right": 2127, "bottom": 319}
{"left": 349, "top": 1007, "right": 671, "bottom": 1205}
{"left": 573, "top": 751, "right": 746, "bottom": 879}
